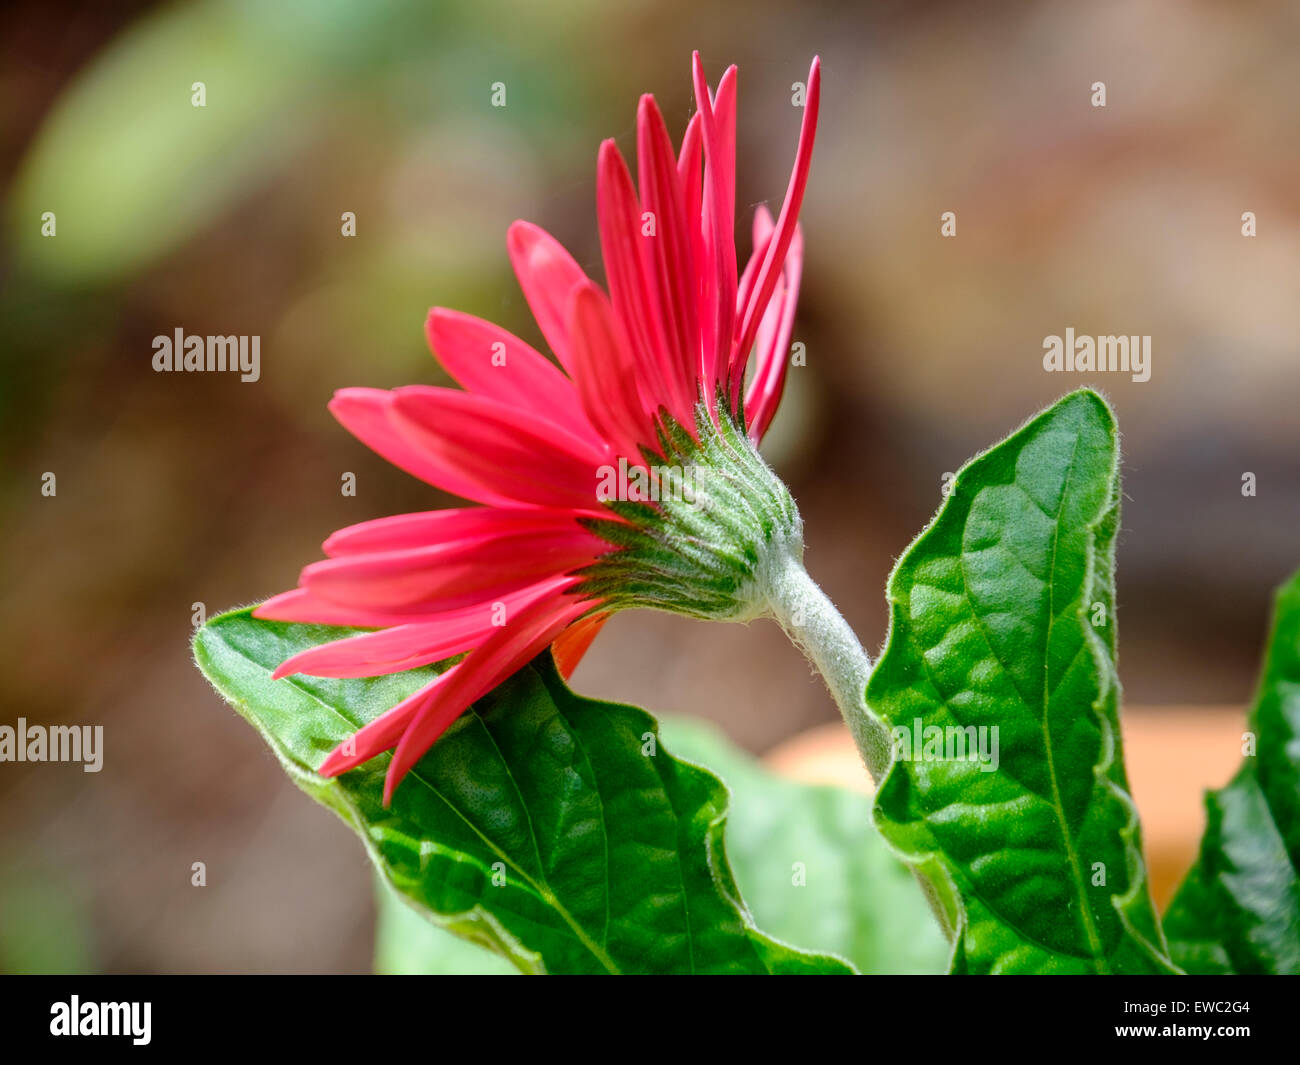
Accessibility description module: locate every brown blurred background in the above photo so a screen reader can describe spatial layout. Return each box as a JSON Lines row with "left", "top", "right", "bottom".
{"left": 1, "top": 0, "right": 1296, "bottom": 972}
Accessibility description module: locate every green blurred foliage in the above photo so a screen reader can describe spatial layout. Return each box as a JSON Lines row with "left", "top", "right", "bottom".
{"left": 0, "top": 860, "right": 96, "bottom": 973}
{"left": 8, "top": 0, "right": 597, "bottom": 284}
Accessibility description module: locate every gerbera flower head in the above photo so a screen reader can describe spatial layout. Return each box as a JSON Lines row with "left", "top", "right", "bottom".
{"left": 256, "top": 53, "right": 822, "bottom": 802}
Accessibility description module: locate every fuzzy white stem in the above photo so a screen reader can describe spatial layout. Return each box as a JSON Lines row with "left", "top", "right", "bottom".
{"left": 758, "top": 538, "right": 957, "bottom": 940}
{"left": 759, "top": 544, "right": 891, "bottom": 784}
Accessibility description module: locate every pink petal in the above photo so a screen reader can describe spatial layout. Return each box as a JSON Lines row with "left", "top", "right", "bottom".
{"left": 596, "top": 140, "right": 684, "bottom": 429}
{"left": 323, "top": 506, "right": 582, "bottom": 558}
{"left": 733, "top": 56, "right": 820, "bottom": 378}
{"left": 299, "top": 522, "right": 605, "bottom": 615}
{"left": 691, "top": 56, "right": 739, "bottom": 407}
{"left": 746, "top": 221, "right": 803, "bottom": 443}
{"left": 506, "top": 221, "right": 590, "bottom": 375}
{"left": 254, "top": 587, "right": 424, "bottom": 629}
{"left": 636, "top": 94, "right": 700, "bottom": 419}
{"left": 425, "top": 308, "right": 601, "bottom": 446}
{"left": 269, "top": 577, "right": 575, "bottom": 679}
{"left": 383, "top": 592, "right": 591, "bottom": 803}
{"left": 273, "top": 621, "right": 476, "bottom": 680}
{"left": 567, "top": 280, "right": 661, "bottom": 462}
{"left": 389, "top": 386, "right": 610, "bottom": 513}
{"left": 677, "top": 112, "right": 704, "bottom": 234}
{"left": 735, "top": 207, "right": 775, "bottom": 337}
{"left": 318, "top": 670, "right": 452, "bottom": 777}
{"left": 677, "top": 112, "right": 709, "bottom": 395}
{"left": 708, "top": 68, "right": 738, "bottom": 256}
{"left": 329, "top": 388, "right": 512, "bottom": 506}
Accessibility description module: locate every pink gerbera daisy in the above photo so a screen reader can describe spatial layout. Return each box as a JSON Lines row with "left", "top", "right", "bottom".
{"left": 256, "top": 53, "right": 822, "bottom": 803}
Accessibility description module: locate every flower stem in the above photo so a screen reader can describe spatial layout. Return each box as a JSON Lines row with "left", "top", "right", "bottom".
{"left": 760, "top": 542, "right": 960, "bottom": 941}
{"left": 760, "top": 544, "right": 891, "bottom": 784}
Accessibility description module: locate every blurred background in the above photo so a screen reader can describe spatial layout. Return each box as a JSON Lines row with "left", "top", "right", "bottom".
{"left": 1, "top": 0, "right": 1296, "bottom": 972}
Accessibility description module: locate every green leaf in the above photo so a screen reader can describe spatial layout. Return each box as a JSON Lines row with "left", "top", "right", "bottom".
{"left": 369, "top": 716, "right": 949, "bottom": 975}
{"left": 866, "top": 389, "right": 1176, "bottom": 973}
{"left": 373, "top": 877, "right": 517, "bottom": 975}
{"left": 657, "top": 717, "right": 950, "bottom": 974}
{"left": 194, "top": 608, "right": 852, "bottom": 975}
{"left": 1163, "top": 569, "right": 1300, "bottom": 974}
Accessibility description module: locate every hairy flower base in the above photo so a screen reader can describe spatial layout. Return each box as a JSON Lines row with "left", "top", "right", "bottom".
{"left": 574, "top": 407, "right": 890, "bottom": 784}
{"left": 572, "top": 400, "right": 888, "bottom": 782}
{"left": 577, "top": 399, "right": 801, "bottom": 622}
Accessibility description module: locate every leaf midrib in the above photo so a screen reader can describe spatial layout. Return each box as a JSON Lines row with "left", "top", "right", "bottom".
{"left": 464, "top": 709, "right": 622, "bottom": 973}
{"left": 943, "top": 429, "right": 1110, "bottom": 967}
{"left": 1035, "top": 429, "right": 1108, "bottom": 969}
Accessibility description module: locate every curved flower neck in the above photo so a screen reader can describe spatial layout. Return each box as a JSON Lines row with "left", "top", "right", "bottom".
{"left": 574, "top": 400, "right": 888, "bottom": 782}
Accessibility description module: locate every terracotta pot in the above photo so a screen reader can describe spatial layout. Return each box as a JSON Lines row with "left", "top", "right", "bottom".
{"left": 763, "top": 707, "right": 1247, "bottom": 908}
